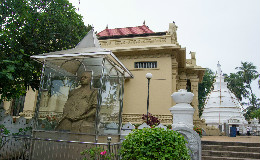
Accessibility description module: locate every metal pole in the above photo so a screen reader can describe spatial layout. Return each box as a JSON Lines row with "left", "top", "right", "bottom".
{"left": 219, "top": 70, "right": 222, "bottom": 131}
{"left": 107, "top": 137, "right": 112, "bottom": 154}
{"left": 147, "top": 78, "right": 150, "bottom": 124}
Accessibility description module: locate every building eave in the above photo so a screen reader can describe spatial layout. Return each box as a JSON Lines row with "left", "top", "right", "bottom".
{"left": 98, "top": 32, "right": 167, "bottom": 40}
{"left": 105, "top": 44, "right": 180, "bottom": 52}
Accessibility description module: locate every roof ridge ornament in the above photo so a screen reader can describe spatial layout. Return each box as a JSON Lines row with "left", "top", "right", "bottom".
{"left": 168, "top": 22, "right": 178, "bottom": 43}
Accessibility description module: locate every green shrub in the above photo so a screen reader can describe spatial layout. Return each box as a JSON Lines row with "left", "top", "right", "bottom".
{"left": 134, "top": 123, "right": 141, "bottom": 129}
{"left": 166, "top": 124, "right": 172, "bottom": 129}
{"left": 80, "top": 147, "right": 115, "bottom": 160}
{"left": 193, "top": 126, "right": 202, "bottom": 137}
{"left": 120, "top": 127, "right": 190, "bottom": 160}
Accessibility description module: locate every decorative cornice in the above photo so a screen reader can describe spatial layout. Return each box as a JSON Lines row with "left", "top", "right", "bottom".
{"left": 122, "top": 113, "right": 172, "bottom": 124}
{"left": 116, "top": 52, "right": 171, "bottom": 60}
{"left": 100, "top": 35, "right": 180, "bottom": 52}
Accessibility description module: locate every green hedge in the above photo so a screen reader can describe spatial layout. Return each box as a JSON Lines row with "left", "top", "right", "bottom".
{"left": 120, "top": 127, "right": 190, "bottom": 160}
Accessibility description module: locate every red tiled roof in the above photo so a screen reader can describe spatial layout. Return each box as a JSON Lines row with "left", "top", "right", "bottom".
{"left": 97, "top": 25, "right": 154, "bottom": 37}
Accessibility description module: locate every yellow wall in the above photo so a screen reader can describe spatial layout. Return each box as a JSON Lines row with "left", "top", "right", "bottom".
{"left": 117, "top": 52, "right": 173, "bottom": 115}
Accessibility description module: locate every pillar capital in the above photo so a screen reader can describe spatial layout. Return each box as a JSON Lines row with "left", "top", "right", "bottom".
{"left": 190, "top": 78, "right": 199, "bottom": 83}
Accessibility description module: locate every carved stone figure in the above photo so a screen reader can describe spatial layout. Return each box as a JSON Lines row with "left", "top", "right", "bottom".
{"left": 56, "top": 72, "right": 97, "bottom": 133}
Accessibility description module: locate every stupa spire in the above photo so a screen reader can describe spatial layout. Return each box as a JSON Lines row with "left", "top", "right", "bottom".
{"left": 217, "top": 61, "right": 222, "bottom": 76}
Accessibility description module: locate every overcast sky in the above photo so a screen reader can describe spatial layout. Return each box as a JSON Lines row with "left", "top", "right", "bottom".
{"left": 69, "top": 0, "right": 260, "bottom": 98}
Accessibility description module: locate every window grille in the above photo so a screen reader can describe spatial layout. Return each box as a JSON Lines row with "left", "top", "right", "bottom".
{"left": 134, "top": 62, "right": 157, "bottom": 68}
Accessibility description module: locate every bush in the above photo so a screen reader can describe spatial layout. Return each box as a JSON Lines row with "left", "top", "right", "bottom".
{"left": 134, "top": 123, "right": 141, "bottom": 129}
{"left": 142, "top": 112, "right": 160, "bottom": 127}
{"left": 120, "top": 127, "right": 190, "bottom": 160}
{"left": 193, "top": 126, "right": 202, "bottom": 137}
{"left": 81, "top": 147, "right": 115, "bottom": 160}
{"left": 166, "top": 124, "right": 172, "bottom": 129}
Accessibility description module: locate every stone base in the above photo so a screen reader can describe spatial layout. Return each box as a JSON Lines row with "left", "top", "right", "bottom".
{"left": 170, "top": 104, "right": 195, "bottom": 130}
{"left": 194, "top": 119, "right": 220, "bottom": 136}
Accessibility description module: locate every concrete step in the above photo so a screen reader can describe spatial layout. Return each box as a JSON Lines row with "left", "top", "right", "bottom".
{"left": 202, "top": 156, "right": 260, "bottom": 160}
{"left": 202, "top": 141, "right": 260, "bottom": 147}
{"left": 202, "top": 145, "right": 260, "bottom": 152}
{"left": 202, "top": 150, "right": 260, "bottom": 159}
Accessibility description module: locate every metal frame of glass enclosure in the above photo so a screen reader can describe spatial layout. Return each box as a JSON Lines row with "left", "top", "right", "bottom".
{"left": 31, "top": 50, "right": 132, "bottom": 142}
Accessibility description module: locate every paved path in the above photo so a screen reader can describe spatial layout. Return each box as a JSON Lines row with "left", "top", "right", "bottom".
{"left": 201, "top": 136, "right": 260, "bottom": 143}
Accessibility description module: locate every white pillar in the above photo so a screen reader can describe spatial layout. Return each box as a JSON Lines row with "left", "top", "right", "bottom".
{"left": 169, "top": 89, "right": 194, "bottom": 129}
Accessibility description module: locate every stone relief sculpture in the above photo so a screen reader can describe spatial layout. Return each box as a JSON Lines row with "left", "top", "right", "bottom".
{"left": 56, "top": 72, "right": 97, "bottom": 133}
{"left": 172, "top": 127, "right": 201, "bottom": 160}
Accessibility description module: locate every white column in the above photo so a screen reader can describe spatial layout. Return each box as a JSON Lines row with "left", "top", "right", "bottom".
{"left": 169, "top": 89, "right": 194, "bottom": 129}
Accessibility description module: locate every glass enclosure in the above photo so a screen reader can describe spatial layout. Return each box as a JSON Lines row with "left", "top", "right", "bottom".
{"left": 34, "top": 55, "right": 125, "bottom": 137}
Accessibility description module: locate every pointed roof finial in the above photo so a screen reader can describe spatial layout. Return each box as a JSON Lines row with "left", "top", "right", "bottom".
{"left": 217, "top": 61, "right": 221, "bottom": 67}
{"left": 106, "top": 24, "right": 108, "bottom": 29}
{"left": 143, "top": 20, "right": 145, "bottom": 25}
{"left": 217, "top": 61, "right": 222, "bottom": 75}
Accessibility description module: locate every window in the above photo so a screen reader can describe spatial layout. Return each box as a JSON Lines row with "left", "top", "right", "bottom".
{"left": 134, "top": 62, "right": 157, "bottom": 68}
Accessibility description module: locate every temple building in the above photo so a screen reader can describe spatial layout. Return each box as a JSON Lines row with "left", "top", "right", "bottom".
{"left": 97, "top": 22, "right": 205, "bottom": 124}
{"left": 1, "top": 22, "right": 205, "bottom": 126}
{"left": 201, "top": 62, "right": 247, "bottom": 134}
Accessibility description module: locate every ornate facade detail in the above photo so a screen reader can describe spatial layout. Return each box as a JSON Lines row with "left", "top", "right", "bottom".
{"left": 167, "top": 23, "right": 178, "bottom": 43}
{"left": 19, "top": 110, "right": 35, "bottom": 118}
{"left": 177, "top": 72, "right": 187, "bottom": 90}
{"left": 171, "top": 54, "right": 178, "bottom": 92}
{"left": 99, "top": 36, "right": 172, "bottom": 48}
{"left": 116, "top": 52, "right": 171, "bottom": 60}
{"left": 99, "top": 41, "right": 112, "bottom": 47}
{"left": 186, "top": 52, "right": 196, "bottom": 66}
{"left": 122, "top": 113, "right": 172, "bottom": 124}
{"left": 186, "top": 59, "right": 192, "bottom": 65}
{"left": 38, "top": 111, "right": 63, "bottom": 119}
{"left": 190, "top": 78, "right": 200, "bottom": 119}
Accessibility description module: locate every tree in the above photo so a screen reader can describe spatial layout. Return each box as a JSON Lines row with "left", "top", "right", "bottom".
{"left": 251, "top": 108, "right": 260, "bottom": 121}
{"left": 225, "top": 62, "right": 260, "bottom": 120}
{"left": 259, "top": 78, "right": 260, "bottom": 89}
{"left": 0, "top": 0, "right": 91, "bottom": 101}
{"left": 198, "top": 68, "right": 215, "bottom": 117}
{"left": 225, "top": 73, "right": 246, "bottom": 101}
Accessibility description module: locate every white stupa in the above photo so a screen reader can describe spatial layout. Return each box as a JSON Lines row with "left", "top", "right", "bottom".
{"left": 201, "top": 62, "right": 247, "bottom": 133}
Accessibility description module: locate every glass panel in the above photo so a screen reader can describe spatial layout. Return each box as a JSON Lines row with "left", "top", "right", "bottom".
{"left": 37, "top": 58, "right": 104, "bottom": 134}
{"left": 37, "top": 66, "right": 78, "bottom": 131}
{"left": 35, "top": 56, "right": 125, "bottom": 138}
{"left": 97, "top": 75, "right": 124, "bottom": 135}
{"left": 103, "top": 58, "right": 114, "bottom": 76}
